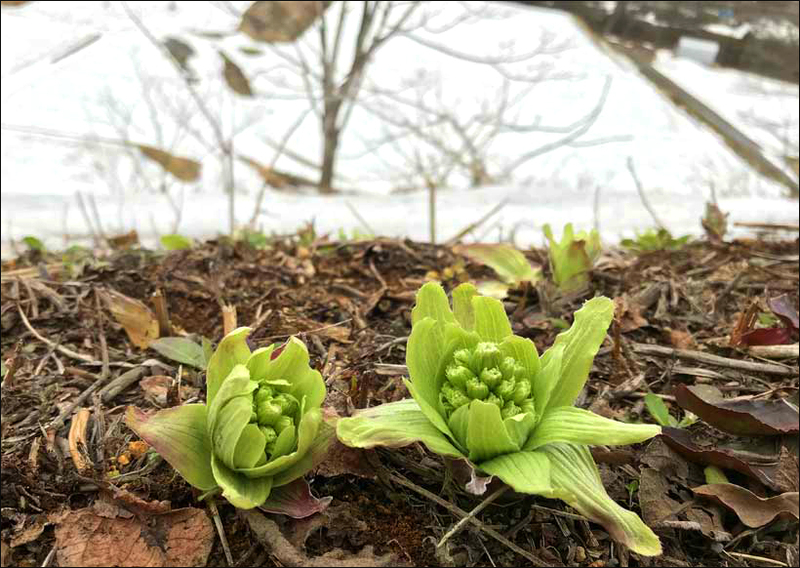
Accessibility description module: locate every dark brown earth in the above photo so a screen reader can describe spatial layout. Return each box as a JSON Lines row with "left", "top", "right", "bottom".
{"left": 1, "top": 229, "right": 798, "bottom": 567}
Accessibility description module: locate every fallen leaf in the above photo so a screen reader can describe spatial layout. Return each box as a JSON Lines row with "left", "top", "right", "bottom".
{"left": 100, "top": 289, "right": 159, "bottom": 349}
{"left": 149, "top": 337, "right": 206, "bottom": 369}
{"left": 661, "top": 427, "right": 783, "bottom": 491}
{"left": 740, "top": 327, "right": 794, "bottom": 346}
{"left": 260, "top": 478, "right": 332, "bottom": 519}
{"left": 313, "top": 440, "right": 376, "bottom": 480}
{"left": 674, "top": 384, "right": 799, "bottom": 436}
{"left": 693, "top": 484, "right": 799, "bottom": 528}
{"left": 614, "top": 294, "right": 649, "bottom": 332}
{"left": 668, "top": 329, "right": 695, "bottom": 350}
{"left": 136, "top": 144, "right": 201, "bottom": 182}
{"left": 639, "top": 468, "right": 680, "bottom": 525}
{"left": 768, "top": 294, "right": 799, "bottom": 331}
{"left": 10, "top": 516, "right": 48, "bottom": 547}
{"left": 219, "top": 51, "right": 253, "bottom": 96}
{"left": 54, "top": 506, "right": 212, "bottom": 567}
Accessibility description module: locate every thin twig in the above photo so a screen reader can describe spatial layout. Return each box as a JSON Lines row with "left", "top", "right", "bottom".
{"left": 626, "top": 156, "right": 665, "bottom": 230}
{"left": 445, "top": 198, "right": 509, "bottom": 245}
{"left": 208, "top": 498, "right": 234, "bottom": 566}
{"left": 725, "top": 551, "right": 787, "bottom": 567}
{"left": 48, "top": 370, "right": 112, "bottom": 434}
{"left": 17, "top": 303, "right": 99, "bottom": 364}
{"left": 437, "top": 486, "right": 509, "bottom": 551}
{"left": 631, "top": 342, "right": 797, "bottom": 376}
{"left": 344, "top": 201, "right": 377, "bottom": 236}
{"left": 389, "top": 474, "right": 549, "bottom": 567}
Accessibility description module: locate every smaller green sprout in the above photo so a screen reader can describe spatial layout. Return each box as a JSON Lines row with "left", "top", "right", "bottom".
{"left": 621, "top": 228, "right": 690, "bottom": 254}
{"left": 543, "top": 223, "right": 601, "bottom": 293}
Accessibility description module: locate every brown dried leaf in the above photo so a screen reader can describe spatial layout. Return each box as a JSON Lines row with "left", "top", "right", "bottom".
{"left": 769, "top": 294, "right": 799, "bottom": 331}
{"left": 100, "top": 289, "right": 159, "bottom": 349}
{"left": 668, "top": 329, "right": 695, "bottom": 350}
{"left": 54, "top": 507, "right": 212, "bottom": 567}
{"left": 9, "top": 516, "right": 48, "bottom": 548}
{"left": 0, "top": 541, "right": 10, "bottom": 568}
{"left": 140, "top": 375, "right": 199, "bottom": 407}
{"left": 614, "top": 294, "right": 648, "bottom": 332}
{"left": 239, "top": 1, "right": 328, "bottom": 43}
{"left": 675, "top": 384, "right": 799, "bottom": 436}
{"left": 639, "top": 468, "right": 680, "bottom": 525}
{"left": 661, "top": 428, "right": 783, "bottom": 491}
{"left": 693, "top": 484, "right": 799, "bottom": 528}
{"left": 136, "top": 144, "right": 201, "bottom": 182}
{"left": 219, "top": 51, "right": 253, "bottom": 96}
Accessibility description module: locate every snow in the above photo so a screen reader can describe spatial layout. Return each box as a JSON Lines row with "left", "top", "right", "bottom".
{"left": 2, "top": 1, "right": 798, "bottom": 259}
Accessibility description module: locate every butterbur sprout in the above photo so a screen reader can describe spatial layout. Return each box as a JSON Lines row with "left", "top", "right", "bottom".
{"left": 126, "top": 328, "right": 332, "bottom": 511}
{"left": 337, "top": 282, "right": 662, "bottom": 556}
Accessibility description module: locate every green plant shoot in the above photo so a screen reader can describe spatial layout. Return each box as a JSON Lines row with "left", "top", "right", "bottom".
{"left": 337, "top": 282, "right": 662, "bottom": 556}
{"left": 543, "top": 223, "right": 601, "bottom": 293}
{"left": 126, "top": 328, "right": 332, "bottom": 510}
{"left": 453, "top": 243, "right": 542, "bottom": 299}
{"left": 621, "top": 229, "right": 690, "bottom": 253}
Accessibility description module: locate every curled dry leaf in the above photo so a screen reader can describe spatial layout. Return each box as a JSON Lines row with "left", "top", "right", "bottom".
{"left": 136, "top": 144, "right": 201, "bottom": 182}
{"left": 661, "top": 427, "right": 783, "bottom": 491}
{"left": 54, "top": 506, "right": 213, "bottom": 567}
{"left": 260, "top": 478, "right": 332, "bottom": 519}
{"left": 674, "top": 384, "right": 799, "bottom": 436}
{"left": 768, "top": 294, "right": 799, "bottom": 331}
{"left": 99, "top": 289, "right": 159, "bottom": 349}
{"left": 693, "top": 484, "right": 799, "bottom": 528}
{"left": 219, "top": 51, "right": 253, "bottom": 96}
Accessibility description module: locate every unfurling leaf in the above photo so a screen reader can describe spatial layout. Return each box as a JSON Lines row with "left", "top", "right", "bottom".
{"left": 136, "top": 144, "right": 201, "bottom": 182}
{"left": 543, "top": 223, "right": 601, "bottom": 293}
{"left": 453, "top": 244, "right": 541, "bottom": 286}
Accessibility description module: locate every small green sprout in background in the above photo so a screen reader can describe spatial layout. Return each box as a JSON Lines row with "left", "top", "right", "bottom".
{"left": 621, "top": 228, "right": 691, "bottom": 254}
{"left": 644, "top": 393, "right": 697, "bottom": 429}
{"left": 21, "top": 236, "right": 46, "bottom": 253}
{"left": 161, "top": 234, "right": 194, "bottom": 251}
{"left": 337, "top": 282, "right": 662, "bottom": 556}
{"left": 704, "top": 465, "right": 731, "bottom": 485}
{"left": 453, "top": 243, "right": 542, "bottom": 299}
{"left": 543, "top": 223, "right": 601, "bottom": 293}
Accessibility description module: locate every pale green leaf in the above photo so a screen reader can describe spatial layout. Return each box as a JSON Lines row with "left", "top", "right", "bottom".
{"left": 541, "top": 297, "right": 614, "bottom": 411}
{"left": 524, "top": 407, "right": 661, "bottom": 451}
{"left": 337, "top": 399, "right": 464, "bottom": 458}
{"left": 477, "top": 450, "right": 552, "bottom": 494}
{"left": 411, "top": 282, "right": 455, "bottom": 326}
{"left": 541, "top": 443, "right": 662, "bottom": 556}
{"left": 644, "top": 393, "right": 678, "bottom": 428}
{"left": 241, "top": 408, "right": 322, "bottom": 478}
{"left": 207, "top": 365, "right": 256, "bottom": 470}
{"left": 206, "top": 327, "right": 252, "bottom": 405}
{"left": 475, "top": 280, "right": 511, "bottom": 300}
{"left": 260, "top": 338, "right": 326, "bottom": 411}
{"left": 454, "top": 244, "right": 541, "bottom": 285}
{"left": 211, "top": 453, "right": 273, "bottom": 509}
{"left": 245, "top": 345, "right": 276, "bottom": 382}
{"left": 447, "top": 403, "right": 470, "bottom": 450}
{"left": 150, "top": 337, "right": 206, "bottom": 369}
{"left": 499, "top": 335, "right": 541, "bottom": 384}
{"left": 472, "top": 296, "right": 512, "bottom": 342}
{"left": 271, "top": 423, "right": 297, "bottom": 460}
{"left": 467, "top": 400, "right": 520, "bottom": 463}
{"left": 234, "top": 424, "right": 267, "bottom": 469}
{"left": 504, "top": 411, "right": 537, "bottom": 449}
{"left": 452, "top": 283, "right": 478, "bottom": 331}
{"left": 160, "top": 234, "right": 193, "bottom": 251}
{"left": 22, "top": 236, "right": 45, "bottom": 252}
{"left": 271, "top": 411, "right": 336, "bottom": 488}
{"left": 406, "top": 318, "right": 450, "bottom": 432}
{"left": 533, "top": 344, "right": 563, "bottom": 420}
{"left": 125, "top": 404, "right": 216, "bottom": 491}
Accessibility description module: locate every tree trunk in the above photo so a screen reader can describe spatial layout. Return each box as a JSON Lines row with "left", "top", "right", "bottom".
{"left": 319, "top": 102, "right": 341, "bottom": 193}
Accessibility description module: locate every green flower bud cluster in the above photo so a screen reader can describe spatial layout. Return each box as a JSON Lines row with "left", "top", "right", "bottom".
{"left": 251, "top": 384, "right": 299, "bottom": 457}
{"left": 441, "top": 341, "right": 535, "bottom": 420}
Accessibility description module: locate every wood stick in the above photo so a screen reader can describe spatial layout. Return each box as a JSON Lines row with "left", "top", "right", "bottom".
{"left": 632, "top": 343, "right": 797, "bottom": 376}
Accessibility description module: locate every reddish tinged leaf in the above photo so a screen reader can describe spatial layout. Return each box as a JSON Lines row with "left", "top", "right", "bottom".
{"left": 693, "top": 484, "right": 799, "bottom": 528}
{"left": 739, "top": 327, "right": 794, "bottom": 346}
{"left": 674, "top": 384, "right": 799, "bottom": 436}
{"left": 260, "top": 479, "right": 331, "bottom": 519}
{"left": 768, "top": 294, "right": 799, "bottom": 331}
{"left": 661, "top": 428, "right": 782, "bottom": 491}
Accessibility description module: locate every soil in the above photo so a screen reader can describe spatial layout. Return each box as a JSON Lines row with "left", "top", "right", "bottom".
{"left": 1, "top": 229, "right": 798, "bottom": 567}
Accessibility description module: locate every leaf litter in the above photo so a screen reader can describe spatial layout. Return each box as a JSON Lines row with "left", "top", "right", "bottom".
{"left": 1, "top": 230, "right": 797, "bottom": 567}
